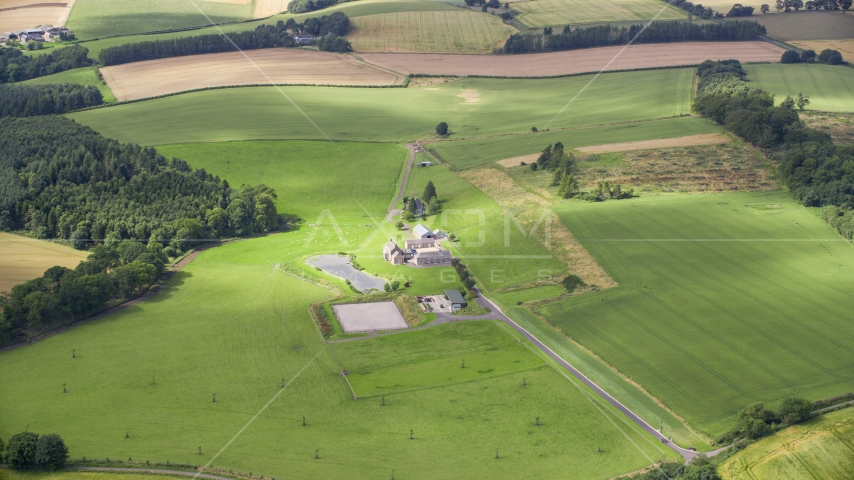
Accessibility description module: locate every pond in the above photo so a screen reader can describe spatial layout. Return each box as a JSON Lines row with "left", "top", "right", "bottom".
{"left": 307, "top": 255, "right": 386, "bottom": 292}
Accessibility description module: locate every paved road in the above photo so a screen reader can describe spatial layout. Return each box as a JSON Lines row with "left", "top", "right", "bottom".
{"left": 470, "top": 287, "right": 728, "bottom": 462}
{"left": 66, "top": 466, "right": 234, "bottom": 480}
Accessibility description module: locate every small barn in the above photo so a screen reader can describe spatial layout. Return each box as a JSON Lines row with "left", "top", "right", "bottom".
{"left": 405, "top": 238, "right": 435, "bottom": 250}
{"left": 412, "top": 224, "right": 433, "bottom": 239}
{"left": 413, "top": 249, "right": 452, "bottom": 266}
{"left": 444, "top": 290, "right": 467, "bottom": 311}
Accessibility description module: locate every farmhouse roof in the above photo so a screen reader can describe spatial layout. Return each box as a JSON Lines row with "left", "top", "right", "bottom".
{"left": 22, "top": 28, "right": 44, "bottom": 34}
{"left": 412, "top": 224, "right": 430, "bottom": 237}
{"left": 444, "top": 289, "right": 466, "bottom": 305}
{"left": 416, "top": 250, "right": 451, "bottom": 259}
{"left": 38, "top": 25, "right": 56, "bottom": 32}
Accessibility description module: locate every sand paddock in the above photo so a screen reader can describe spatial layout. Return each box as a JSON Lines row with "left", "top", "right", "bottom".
{"left": 333, "top": 302, "right": 408, "bottom": 332}
{"left": 360, "top": 42, "right": 785, "bottom": 77}
{"left": 100, "top": 49, "right": 404, "bottom": 101}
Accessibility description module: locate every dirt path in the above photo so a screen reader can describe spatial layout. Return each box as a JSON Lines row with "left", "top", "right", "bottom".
{"left": 66, "top": 466, "right": 234, "bottom": 480}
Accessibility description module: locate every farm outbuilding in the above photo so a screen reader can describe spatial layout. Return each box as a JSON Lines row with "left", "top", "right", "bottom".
{"left": 444, "top": 290, "right": 467, "bottom": 311}
{"left": 413, "top": 249, "right": 452, "bottom": 266}
{"left": 412, "top": 224, "right": 433, "bottom": 239}
{"left": 405, "top": 238, "right": 435, "bottom": 249}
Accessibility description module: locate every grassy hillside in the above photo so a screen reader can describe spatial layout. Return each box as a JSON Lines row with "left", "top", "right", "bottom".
{"left": 156, "top": 141, "right": 408, "bottom": 220}
{"left": 21, "top": 67, "right": 117, "bottom": 103}
{"left": 68, "top": 69, "right": 697, "bottom": 145}
{"left": 719, "top": 407, "right": 854, "bottom": 479}
{"left": 66, "top": 0, "right": 255, "bottom": 40}
{"left": 0, "top": 472, "right": 186, "bottom": 480}
{"left": 0, "top": 232, "right": 89, "bottom": 294}
{"left": 745, "top": 64, "right": 854, "bottom": 113}
{"left": 431, "top": 117, "right": 721, "bottom": 170}
{"left": 0, "top": 227, "right": 677, "bottom": 479}
{"left": 512, "top": 0, "right": 686, "bottom": 27}
{"left": 539, "top": 192, "right": 854, "bottom": 436}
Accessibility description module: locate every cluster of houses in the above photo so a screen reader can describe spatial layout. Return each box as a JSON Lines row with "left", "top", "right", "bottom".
{"left": 382, "top": 224, "right": 451, "bottom": 267}
{"left": 1, "top": 25, "right": 72, "bottom": 45}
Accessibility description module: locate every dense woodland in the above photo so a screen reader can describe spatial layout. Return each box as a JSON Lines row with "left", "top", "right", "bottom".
{"left": 502, "top": 21, "right": 765, "bottom": 54}
{"left": 0, "top": 45, "right": 92, "bottom": 83}
{"left": 98, "top": 13, "right": 350, "bottom": 65}
{"left": 0, "top": 83, "right": 103, "bottom": 117}
{"left": 693, "top": 60, "right": 854, "bottom": 223}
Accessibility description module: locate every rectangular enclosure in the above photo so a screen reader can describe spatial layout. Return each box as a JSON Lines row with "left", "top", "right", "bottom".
{"left": 333, "top": 301, "right": 408, "bottom": 332}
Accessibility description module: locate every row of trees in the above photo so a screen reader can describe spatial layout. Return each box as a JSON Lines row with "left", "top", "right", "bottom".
{"left": 669, "top": 0, "right": 723, "bottom": 19}
{"left": 0, "top": 116, "right": 280, "bottom": 250}
{"left": 771, "top": 0, "right": 852, "bottom": 11}
{"left": 98, "top": 13, "right": 350, "bottom": 66}
{"left": 0, "top": 83, "right": 103, "bottom": 117}
{"left": 0, "top": 45, "right": 92, "bottom": 84}
{"left": 287, "top": 0, "right": 339, "bottom": 13}
{"left": 502, "top": 21, "right": 765, "bottom": 54}
{"left": 2, "top": 432, "right": 69, "bottom": 470}
{"left": 693, "top": 60, "right": 854, "bottom": 213}
{"left": 727, "top": 3, "right": 756, "bottom": 16}
{"left": 781, "top": 48, "right": 844, "bottom": 65}
{"left": 0, "top": 242, "right": 168, "bottom": 344}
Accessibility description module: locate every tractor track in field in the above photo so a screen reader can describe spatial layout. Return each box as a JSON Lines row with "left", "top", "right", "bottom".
{"left": 65, "top": 466, "right": 235, "bottom": 480}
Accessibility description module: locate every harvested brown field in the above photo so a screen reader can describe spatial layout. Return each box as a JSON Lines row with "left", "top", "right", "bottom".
{"left": 575, "top": 133, "right": 730, "bottom": 154}
{"left": 459, "top": 167, "right": 616, "bottom": 289}
{"left": 100, "top": 49, "right": 404, "bottom": 101}
{"left": 497, "top": 153, "right": 539, "bottom": 168}
{"left": 253, "top": 0, "right": 287, "bottom": 18}
{"left": 0, "top": 232, "right": 88, "bottom": 294}
{"left": 573, "top": 142, "right": 777, "bottom": 194}
{"left": 0, "top": 3, "right": 71, "bottom": 32}
{"left": 801, "top": 111, "right": 854, "bottom": 144}
{"left": 791, "top": 39, "right": 854, "bottom": 62}
{"left": 360, "top": 41, "right": 784, "bottom": 77}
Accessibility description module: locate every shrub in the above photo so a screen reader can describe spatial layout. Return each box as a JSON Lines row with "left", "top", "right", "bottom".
{"left": 778, "top": 397, "right": 812, "bottom": 424}
{"left": 818, "top": 48, "right": 843, "bottom": 65}
{"left": 435, "top": 122, "right": 449, "bottom": 135}
{"left": 800, "top": 49, "right": 816, "bottom": 62}
{"left": 35, "top": 434, "right": 69, "bottom": 470}
{"left": 7, "top": 432, "right": 39, "bottom": 469}
{"left": 781, "top": 50, "right": 801, "bottom": 64}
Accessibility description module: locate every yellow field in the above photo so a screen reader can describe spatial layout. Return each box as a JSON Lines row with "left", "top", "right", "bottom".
{"left": 347, "top": 10, "right": 515, "bottom": 53}
{"left": 253, "top": 0, "right": 287, "bottom": 17}
{"left": 512, "top": 0, "right": 686, "bottom": 27}
{"left": 100, "top": 48, "right": 404, "bottom": 101}
{"left": 0, "top": 5, "right": 71, "bottom": 33}
{"left": 719, "top": 408, "right": 854, "bottom": 480}
{"left": 0, "top": 232, "right": 88, "bottom": 294}
{"left": 792, "top": 39, "right": 854, "bottom": 62}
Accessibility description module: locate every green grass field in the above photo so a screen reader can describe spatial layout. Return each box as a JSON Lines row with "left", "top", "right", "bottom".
{"left": 538, "top": 192, "right": 854, "bottom": 436}
{"left": 512, "top": 0, "right": 686, "bottom": 27}
{"left": 69, "top": 69, "right": 697, "bottom": 145}
{"left": 719, "top": 407, "right": 854, "bottom": 479}
{"left": 64, "top": 0, "right": 459, "bottom": 57}
{"left": 431, "top": 116, "right": 721, "bottom": 170}
{"left": 347, "top": 10, "right": 514, "bottom": 53}
{"left": 0, "top": 471, "right": 184, "bottom": 480}
{"left": 745, "top": 64, "right": 854, "bottom": 113}
{"left": 66, "top": 0, "right": 255, "bottom": 40}
{"left": 21, "top": 67, "right": 117, "bottom": 103}
{"left": 156, "top": 140, "right": 407, "bottom": 220}
{"left": 0, "top": 227, "right": 677, "bottom": 479}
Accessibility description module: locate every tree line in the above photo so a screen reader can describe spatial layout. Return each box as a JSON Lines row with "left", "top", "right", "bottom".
{"left": 98, "top": 13, "right": 351, "bottom": 66}
{"left": 287, "top": 0, "right": 340, "bottom": 13}
{"left": 669, "top": 0, "right": 724, "bottom": 19}
{"left": 770, "top": 0, "right": 852, "bottom": 12}
{"left": 502, "top": 21, "right": 765, "bottom": 54}
{"left": 0, "top": 83, "right": 103, "bottom": 117}
{"left": 692, "top": 60, "right": 854, "bottom": 224}
{"left": 0, "top": 45, "right": 92, "bottom": 84}
{"left": 0, "top": 116, "right": 280, "bottom": 251}
{"left": 781, "top": 47, "right": 843, "bottom": 65}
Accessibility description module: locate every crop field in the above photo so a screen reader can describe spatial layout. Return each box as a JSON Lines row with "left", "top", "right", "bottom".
{"left": 539, "top": 192, "right": 854, "bottom": 436}
{"left": 346, "top": 11, "right": 515, "bottom": 53}
{"left": 792, "top": 38, "right": 854, "bottom": 62}
{"left": 431, "top": 117, "right": 722, "bottom": 170}
{"left": 719, "top": 408, "right": 854, "bottom": 480}
{"left": 0, "top": 227, "right": 677, "bottom": 479}
{"left": 361, "top": 41, "right": 784, "bottom": 76}
{"left": 745, "top": 10, "right": 854, "bottom": 41}
{"left": 253, "top": 0, "right": 286, "bottom": 18}
{"left": 22, "top": 66, "right": 116, "bottom": 102}
{"left": 0, "top": 2, "right": 72, "bottom": 33}
{"left": 801, "top": 111, "right": 854, "bottom": 144}
{"left": 100, "top": 49, "right": 403, "bottom": 102}
{"left": 745, "top": 64, "right": 854, "bottom": 113}
{"left": 66, "top": 0, "right": 254, "bottom": 39}
{"left": 512, "top": 0, "right": 686, "bottom": 28}
{"left": 69, "top": 69, "right": 697, "bottom": 145}
{"left": 0, "top": 232, "right": 89, "bottom": 293}
{"left": 156, "top": 140, "right": 407, "bottom": 220}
